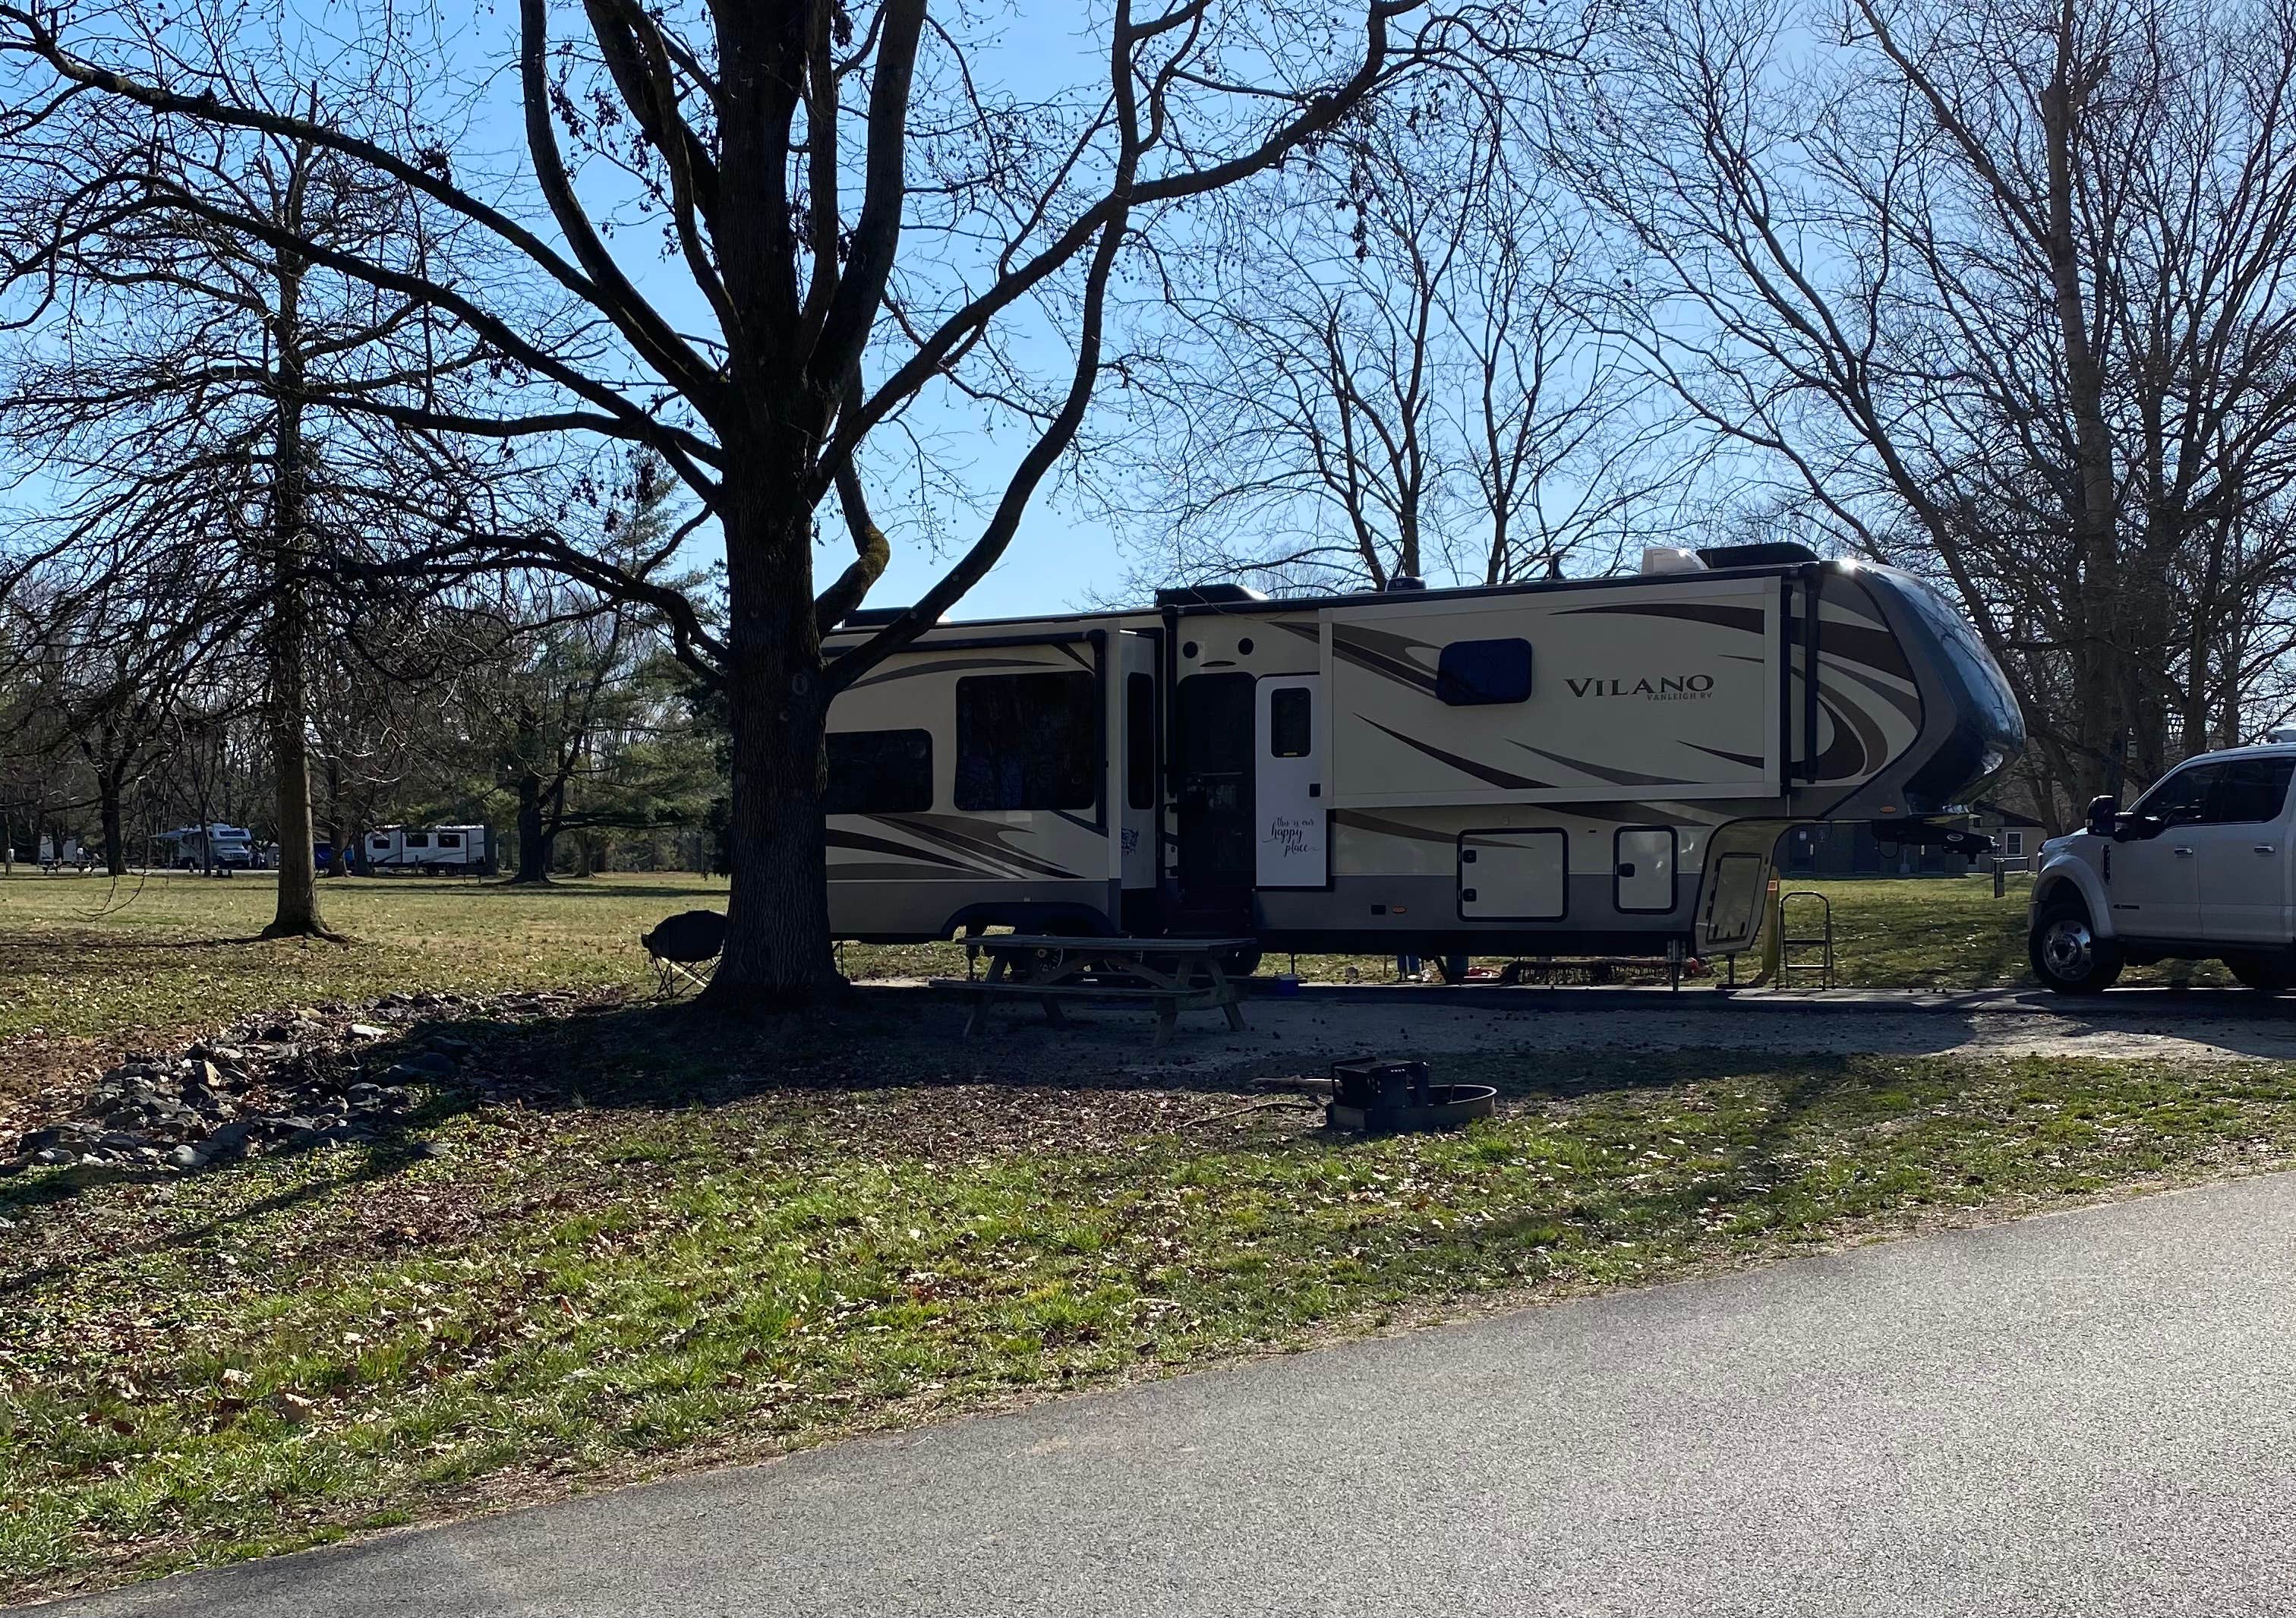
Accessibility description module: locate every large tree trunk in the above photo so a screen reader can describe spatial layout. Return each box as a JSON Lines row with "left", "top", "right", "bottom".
{"left": 511, "top": 771, "right": 552, "bottom": 883}
{"left": 260, "top": 242, "right": 330, "bottom": 940}
{"left": 97, "top": 770, "right": 125, "bottom": 876}
{"left": 2042, "top": 61, "right": 2126, "bottom": 805}
{"left": 699, "top": 484, "right": 844, "bottom": 1011}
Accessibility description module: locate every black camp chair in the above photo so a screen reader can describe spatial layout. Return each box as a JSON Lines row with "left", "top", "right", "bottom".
{"left": 642, "top": 909, "right": 727, "bottom": 997}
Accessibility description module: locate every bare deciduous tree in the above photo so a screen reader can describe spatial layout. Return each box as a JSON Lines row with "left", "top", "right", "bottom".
{"left": 0, "top": 0, "right": 1509, "bottom": 1003}
{"left": 1118, "top": 89, "right": 1674, "bottom": 595}
{"left": 1553, "top": 0, "right": 2296, "bottom": 818}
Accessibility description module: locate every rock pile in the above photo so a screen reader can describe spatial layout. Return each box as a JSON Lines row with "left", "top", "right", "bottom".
{"left": 0, "top": 991, "right": 533, "bottom": 1178}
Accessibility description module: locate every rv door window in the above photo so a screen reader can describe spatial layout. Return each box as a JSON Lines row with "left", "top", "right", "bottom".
{"left": 1436, "top": 638, "right": 1533, "bottom": 706}
{"left": 825, "top": 729, "right": 935, "bottom": 814}
{"left": 1126, "top": 673, "right": 1156, "bottom": 811}
{"left": 1268, "top": 686, "right": 1312, "bottom": 758}
{"left": 955, "top": 671, "right": 1098, "bottom": 812}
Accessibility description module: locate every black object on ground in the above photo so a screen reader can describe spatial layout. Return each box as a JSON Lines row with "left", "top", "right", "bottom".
{"left": 1326, "top": 1058, "right": 1496, "bottom": 1134}
{"left": 642, "top": 910, "right": 727, "bottom": 996}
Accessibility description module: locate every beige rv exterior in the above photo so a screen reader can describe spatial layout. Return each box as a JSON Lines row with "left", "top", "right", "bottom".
{"left": 819, "top": 554, "right": 2020, "bottom": 959}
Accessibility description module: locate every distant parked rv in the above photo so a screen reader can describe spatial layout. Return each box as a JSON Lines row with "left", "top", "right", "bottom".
{"left": 364, "top": 825, "right": 495, "bottom": 875}
{"left": 159, "top": 824, "right": 256, "bottom": 870}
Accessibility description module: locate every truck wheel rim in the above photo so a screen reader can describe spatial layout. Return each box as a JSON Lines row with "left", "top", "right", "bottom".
{"left": 2042, "top": 918, "right": 2093, "bottom": 979}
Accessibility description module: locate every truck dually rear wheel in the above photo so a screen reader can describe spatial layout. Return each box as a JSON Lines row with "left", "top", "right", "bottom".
{"left": 2226, "top": 953, "right": 2296, "bottom": 994}
{"left": 2030, "top": 897, "right": 2124, "bottom": 994}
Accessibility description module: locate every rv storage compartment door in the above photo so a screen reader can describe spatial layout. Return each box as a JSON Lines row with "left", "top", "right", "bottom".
{"left": 1255, "top": 676, "right": 1326, "bottom": 888}
{"left": 1459, "top": 830, "right": 1566, "bottom": 919}
{"left": 1615, "top": 827, "right": 1677, "bottom": 913}
{"left": 1698, "top": 851, "right": 1767, "bottom": 948}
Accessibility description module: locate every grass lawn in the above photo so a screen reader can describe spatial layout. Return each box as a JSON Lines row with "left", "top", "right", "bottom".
{"left": 5, "top": 1008, "right": 2296, "bottom": 1601}
{"left": 4, "top": 870, "right": 2291, "bottom": 1599}
{"left": 0, "top": 870, "right": 727, "bottom": 1050}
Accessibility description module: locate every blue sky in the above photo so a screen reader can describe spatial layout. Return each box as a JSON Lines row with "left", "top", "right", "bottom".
{"left": 482, "top": 2, "right": 1142, "bottom": 623}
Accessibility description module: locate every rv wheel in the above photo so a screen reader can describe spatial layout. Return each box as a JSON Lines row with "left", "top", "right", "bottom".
{"left": 2029, "top": 897, "right": 2123, "bottom": 994}
{"left": 1436, "top": 954, "right": 1471, "bottom": 986}
{"left": 1223, "top": 945, "right": 1263, "bottom": 980}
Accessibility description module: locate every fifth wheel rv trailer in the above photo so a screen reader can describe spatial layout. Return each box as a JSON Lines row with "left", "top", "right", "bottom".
{"left": 819, "top": 544, "right": 2023, "bottom": 963}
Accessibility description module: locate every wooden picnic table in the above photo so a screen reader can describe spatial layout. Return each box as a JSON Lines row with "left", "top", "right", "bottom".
{"left": 932, "top": 934, "right": 1255, "bottom": 1047}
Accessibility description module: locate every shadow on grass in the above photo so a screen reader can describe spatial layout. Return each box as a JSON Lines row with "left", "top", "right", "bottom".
{"left": 462, "top": 881, "right": 727, "bottom": 900}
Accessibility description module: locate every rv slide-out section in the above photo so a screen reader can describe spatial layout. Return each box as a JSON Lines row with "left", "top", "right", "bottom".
{"left": 820, "top": 554, "right": 2023, "bottom": 957}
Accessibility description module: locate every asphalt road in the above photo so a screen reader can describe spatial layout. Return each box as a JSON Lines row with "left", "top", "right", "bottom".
{"left": 33, "top": 1172, "right": 2296, "bottom": 1617}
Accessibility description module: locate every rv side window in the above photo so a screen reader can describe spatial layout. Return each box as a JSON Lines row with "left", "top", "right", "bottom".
{"left": 406, "top": 834, "right": 430, "bottom": 849}
{"left": 1269, "top": 686, "right": 1312, "bottom": 757}
{"left": 1126, "top": 674, "right": 1156, "bottom": 811}
{"left": 825, "top": 729, "right": 935, "bottom": 814}
{"left": 437, "top": 833, "right": 462, "bottom": 849}
{"left": 955, "top": 671, "right": 1097, "bottom": 812}
{"left": 1436, "top": 639, "right": 1533, "bottom": 706}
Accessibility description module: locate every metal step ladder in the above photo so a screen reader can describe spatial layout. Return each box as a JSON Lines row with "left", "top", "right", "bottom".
{"left": 1777, "top": 890, "right": 1835, "bottom": 989}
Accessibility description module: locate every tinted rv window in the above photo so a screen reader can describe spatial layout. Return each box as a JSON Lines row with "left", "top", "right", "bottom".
{"left": 1126, "top": 673, "right": 1156, "bottom": 811}
{"left": 437, "top": 833, "right": 462, "bottom": 848}
{"left": 406, "top": 834, "right": 430, "bottom": 849}
{"left": 825, "top": 729, "right": 934, "bottom": 814}
{"left": 955, "top": 671, "right": 1097, "bottom": 812}
{"left": 1269, "top": 686, "right": 1312, "bottom": 757}
{"left": 1436, "top": 639, "right": 1533, "bottom": 706}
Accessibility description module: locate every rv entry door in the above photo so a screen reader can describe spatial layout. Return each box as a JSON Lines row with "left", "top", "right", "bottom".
{"left": 1176, "top": 672, "right": 1256, "bottom": 919}
{"left": 1256, "top": 676, "right": 1326, "bottom": 888}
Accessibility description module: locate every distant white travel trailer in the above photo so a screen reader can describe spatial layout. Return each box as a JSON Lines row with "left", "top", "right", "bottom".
{"left": 159, "top": 824, "right": 255, "bottom": 870}
{"left": 364, "top": 825, "right": 495, "bottom": 875}
{"left": 818, "top": 544, "right": 2025, "bottom": 968}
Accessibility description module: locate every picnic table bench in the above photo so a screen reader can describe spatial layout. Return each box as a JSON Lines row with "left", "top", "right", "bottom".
{"left": 932, "top": 935, "right": 1255, "bottom": 1046}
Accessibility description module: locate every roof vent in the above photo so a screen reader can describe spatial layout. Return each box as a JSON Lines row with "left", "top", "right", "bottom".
{"left": 1383, "top": 574, "right": 1427, "bottom": 592}
{"left": 1155, "top": 583, "right": 1266, "bottom": 607}
{"left": 1696, "top": 541, "right": 1819, "bottom": 569}
{"left": 1641, "top": 547, "right": 1706, "bottom": 575}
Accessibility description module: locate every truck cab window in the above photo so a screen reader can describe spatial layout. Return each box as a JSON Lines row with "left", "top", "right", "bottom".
{"left": 2203, "top": 757, "right": 2296, "bottom": 825}
{"left": 2134, "top": 764, "right": 2222, "bottom": 826}
{"left": 955, "top": 671, "right": 1097, "bottom": 812}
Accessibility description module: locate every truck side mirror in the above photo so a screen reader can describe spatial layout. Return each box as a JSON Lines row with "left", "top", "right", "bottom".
{"left": 2086, "top": 794, "right": 2118, "bottom": 835}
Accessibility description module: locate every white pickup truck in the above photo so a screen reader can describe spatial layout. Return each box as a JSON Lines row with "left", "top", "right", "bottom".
{"left": 2029, "top": 741, "right": 2296, "bottom": 992}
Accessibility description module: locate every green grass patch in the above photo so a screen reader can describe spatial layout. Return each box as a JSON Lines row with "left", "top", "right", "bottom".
{"left": 0, "top": 872, "right": 727, "bottom": 1048}
{"left": 6, "top": 1043, "right": 2295, "bottom": 1600}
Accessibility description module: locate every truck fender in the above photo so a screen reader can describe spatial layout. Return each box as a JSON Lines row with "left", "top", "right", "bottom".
{"left": 2030, "top": 852, "right": 2115, "bottom": 940}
